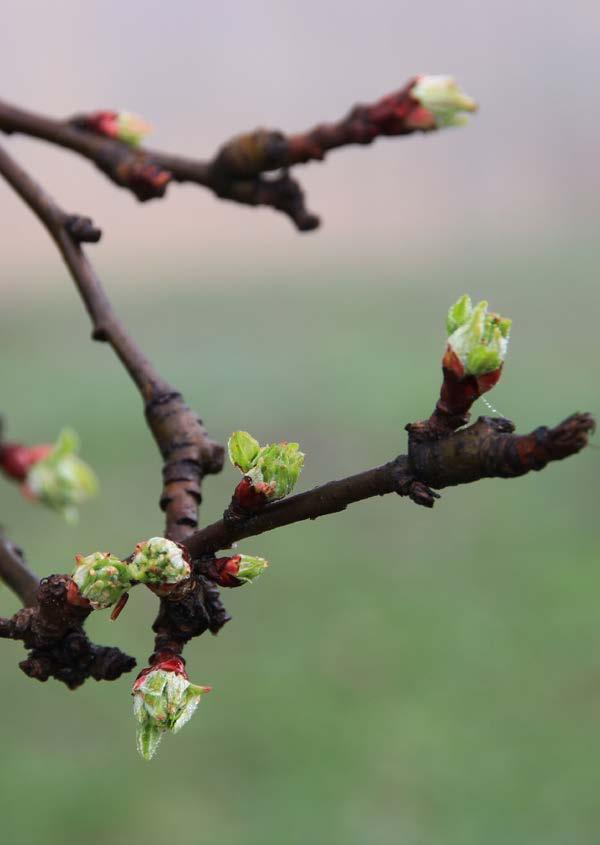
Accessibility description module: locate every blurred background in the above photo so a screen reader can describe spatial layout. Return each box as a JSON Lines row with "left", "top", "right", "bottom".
{"left": 1, "top": 2, "right": 599, "bottom": 843}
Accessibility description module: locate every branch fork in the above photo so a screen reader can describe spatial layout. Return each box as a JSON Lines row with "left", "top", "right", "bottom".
{"left": 0, "top": 83, "right": 594, "bottom": 761}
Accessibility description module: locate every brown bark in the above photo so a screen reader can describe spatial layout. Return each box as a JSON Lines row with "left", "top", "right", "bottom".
{"left": 0, "top": 89, "right": 594, "bottom": 692}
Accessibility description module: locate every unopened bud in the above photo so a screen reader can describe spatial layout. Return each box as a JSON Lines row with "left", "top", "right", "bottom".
{"left": 132, "top": 655, "right": 211, "bottom": 761}
{"left": 445, "top": 295, "right": 511, "bottom": 379}
{"left": 81, "top": 110, "right": 152, "bottom": 146}
{"left": 212, "top": 553, "right": 269, "bottom": 587}
{"left": 129, "top": 537, "right": 191, "bottom": 587}
{"left": 71, "top": 551, "right": 131, "bottom": 610}
{"left": 410, "top": 75, "right": 478, "bottom": 128}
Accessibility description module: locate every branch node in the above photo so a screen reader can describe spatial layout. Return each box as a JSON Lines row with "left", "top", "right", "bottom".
{"left": 65, "top": 214, "right": 102, "bottom": 243}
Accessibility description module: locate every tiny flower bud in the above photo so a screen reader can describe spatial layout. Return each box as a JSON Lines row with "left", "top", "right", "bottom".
{"left": 410, "top": 75, "right": 478, "bottom": 128}
{"left": 132, "top": 655, "right": 211, "bottom": 761}
{"left": 71, "top": 551, "right": 131, "bottom": 610}
{"left": 445, "top": 295, "right": 511, "bottom": 379}
{"left": 24, "top": 428, "right": 98, "bottom": 523}
{"left": 212, "top": 553, "right": 269, "bottom": 587}
{"left": 128, "top": 537, "right": 191, "bottom": 587}
{"left": 81, "top": 110, "right": 151, "bottom": 146}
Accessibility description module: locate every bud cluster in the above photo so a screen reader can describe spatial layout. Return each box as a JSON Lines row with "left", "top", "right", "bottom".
{"left": 228, "top": 431, "right": 304, "bottom": 511}
{"left": 132, "top": 654, "right": 211, "bottom": 761}
{"left": 69, "top": 536, "right": 192, "bottom": 610}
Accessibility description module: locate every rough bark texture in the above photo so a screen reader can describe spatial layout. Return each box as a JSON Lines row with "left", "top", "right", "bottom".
{"left": 0, "top": 575, "right": 136, "bottom": 688}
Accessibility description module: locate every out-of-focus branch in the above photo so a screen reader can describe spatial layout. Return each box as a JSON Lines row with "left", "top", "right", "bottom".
{"left": 0, "top": 143, "right": 223, "bottom": 542}
{"left": 0, "top": 531, "right": 40, "bottom": 607}
{"left": 0, "top": 76, "right": 477, "bottom": 229}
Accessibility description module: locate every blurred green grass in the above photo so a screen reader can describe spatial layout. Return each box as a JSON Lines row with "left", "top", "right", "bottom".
{"left": 0, "top": 239, "right": 598, "bottom": 845}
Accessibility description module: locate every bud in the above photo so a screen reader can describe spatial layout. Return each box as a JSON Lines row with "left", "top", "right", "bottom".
{"left": 228, "top": 432, "right": 304, "bottom": 508}
{"left": 228, "top": 430, "right": 261, "bottom": 473}
{"left": 71, "top": 551, "right": 131, "bottom": 610}
{"left": 215, "top": 129, "right": 288, "bottom": 178}
{"left": 132, "top": 655, "right": 211, "bottom": 761}
{"left": 24, "top": 429, "right": 98, "bottom": 523}
{"left": 445, "top": 296, "right": 512, "bottom": 379}
{"left": 114, "top": 156, "right": 171, "bottom": 202}
{"left": 128, "top": 537, "right": 191, "bottom": 588}
{"left": 212, "top": 553, "right": 269, "bottom": 588}
{"left": 82, "top": 110, "right": 152, "bottom": 146}
{"left": 410, "top": 75, "right": 478, "bottom": 129}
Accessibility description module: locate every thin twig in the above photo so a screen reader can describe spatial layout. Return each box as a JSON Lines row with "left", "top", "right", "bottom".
{"left": 0, "top": 532, "right": 39, "bottom": 607}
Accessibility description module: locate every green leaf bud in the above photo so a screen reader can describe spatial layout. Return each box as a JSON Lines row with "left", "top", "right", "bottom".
{"left": 446, "top": 296, "right": 512, "bottom": 378}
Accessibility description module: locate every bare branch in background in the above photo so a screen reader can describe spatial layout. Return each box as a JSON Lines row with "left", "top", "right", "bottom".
{"left": 0, "top": 530, "right": 39, "bottom": 608}
{"left": 0, "top": 76, "right": 476, "bottom": 229}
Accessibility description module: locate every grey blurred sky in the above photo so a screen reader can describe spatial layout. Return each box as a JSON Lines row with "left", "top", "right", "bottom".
{"left": 1, "top": 0, "right": 599, "bottom": 287}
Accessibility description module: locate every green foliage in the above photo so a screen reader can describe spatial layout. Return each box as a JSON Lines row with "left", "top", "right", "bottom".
{"left": 228, "top": 432, "right": 304, "bottom": 501}
{"left": 446, "top": 295, "right": 512, "bottom": 376}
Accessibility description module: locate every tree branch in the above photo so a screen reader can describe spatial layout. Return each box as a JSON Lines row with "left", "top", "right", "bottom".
{"left": 0, "top": 142, "right": 223, "bottom": 543}
{"left": 186, "top": 413, "right": 595, "bottom": 559}
{"left": 0, "top": 78, "right": 458, "bottom": 230}
{"left": 0, "top": 531, "right": 40, "bottom": 608}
